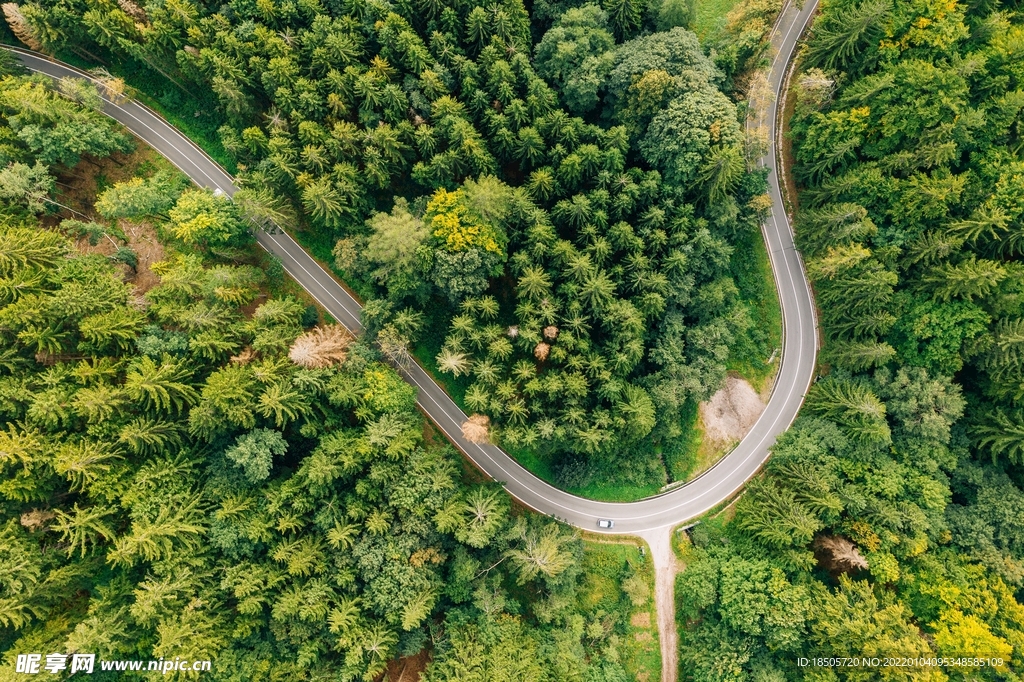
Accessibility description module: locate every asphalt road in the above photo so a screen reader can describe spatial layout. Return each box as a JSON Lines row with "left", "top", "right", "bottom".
{"left": 5, "top": 7, "right": 818, "bottom": 534}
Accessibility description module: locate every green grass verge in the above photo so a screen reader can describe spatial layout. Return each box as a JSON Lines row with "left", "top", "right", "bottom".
{"left": 663, "top": 399, "right": 704, "bottom": 482}
{"left": 504, "top": 444, "right": 664, "bottom": 502}
{"left": 728, "top": 225, "right": 783, "bottom": 393}
{"left": 569, "top": 473, "right": 664, "bottom": 503}
{"left": 694, "top": 0, "right": 744, "bottom": 40}
{"left": 580, "top": 539, "right": 661, "bottom": 682}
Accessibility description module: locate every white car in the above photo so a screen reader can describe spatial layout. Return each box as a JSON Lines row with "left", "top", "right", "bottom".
{"left": 597, "top": 519, "right": 614, "bottom": 529}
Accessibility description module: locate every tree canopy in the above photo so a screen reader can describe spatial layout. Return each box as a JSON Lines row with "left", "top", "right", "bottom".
{"left": 0, "top": 75, "right": 658, "bottom": 681}
{"left": 675, "top": 0, "right": 1024, "bottom": 676}
{"left": 6, "top": 0, "right": 771, "bottom": 488}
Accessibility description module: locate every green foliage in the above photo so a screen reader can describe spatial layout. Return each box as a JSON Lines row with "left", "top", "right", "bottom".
{"left": 679, "top": 386, "right": 1022, "bottom": 677}
{"left": 641, "top": 90, "right": 743, "bottom": 186}
{"left": 0, "top": 50, "right": 28, "bottom": 78}
{"left": 678, "top": 0, "right": 1024, "bottom": 674}
{"left": 657, "top": 0, "right": 696, "bottom": 31}
{"left": 505, "top": 518, "right": 576, "bottom": 584}
{"left": 353, "top": 197, "right": 430, "bottom": 301}
{"left": 698, "top": 0, "right": 781, "bottom": 81}
{"left": 972, "top": 410, "right": 1024, "bottom": 466}
{"left": 94, "top": 170, "right": 188, "bottom": 220}
{"left": 806, "top": 375, "right": 891, "bottom": 444}
{"left": 0, "top": 161, "right": 53, "bottom": 213}
{"left": 424, "top": 184, "right": 508, "bottom": 304}
{"left": 12, "top": 0, "right": 771, "bottom": 496}
{"left": 361, "top": 362, "right": 417, "bottom": 415}
{"left": 423, "top": 616, "right": 556, "bottom": 682}
{"left": 59, "top": 218, "right": 108, "bottom": 246}
{"left": 535, "top": 5, "right": 616, "bottom": 115}
{"left": 608, "top": 28, "right": 724, "bottom": 134}
{"left": 168, "top": 188, "right": 250, "bottom": 250}
{"left": 889, "top": 296, "right": 989, "bottom": 376}
{"left": 805, "top": 0, "right": 893, "bottom": 73}
{"left": 788, "top": 0, "right": 1024, "bottom": 463}
{"left": 0, "top": 75, "right": 133, "bottom": 167}
{"left": 0, "top": 169, "right": 647, "bottom": 681}
{"left": 225, "top": 428, "right": 288, "bottom": 483}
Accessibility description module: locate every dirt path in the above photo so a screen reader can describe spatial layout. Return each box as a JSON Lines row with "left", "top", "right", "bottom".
{"left": 637, "top": 527, "right": 679, "bottom": 682}
{"left": 628, "top": 351, "right": 768, "bottom": 682}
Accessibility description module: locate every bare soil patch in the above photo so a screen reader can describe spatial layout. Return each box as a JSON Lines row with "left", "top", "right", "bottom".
{"left": 55, "top": 146, "right": 167, "bottom": 215}
{"left": 74, "top": 219, "right": 165, "bottom": 295}
{"left": 682, "top": 375, "right": 767, "bottom": 482}
{"left": 54, "top": 143, "right": 174, "bottom": 295}
{"left": 638, "top": 528, "right": 677, "bottom": 682}
{"left": 699, "top": 375, "right": 766, "bottom": 445}
{"left": 378, "top": 650, "right": 429, "bottom": 682}
{"left": 121, "top": 220, "right": 165, "bottom": 294}
{"left": 631, "top": 612, "right": 651, "bottom": 628}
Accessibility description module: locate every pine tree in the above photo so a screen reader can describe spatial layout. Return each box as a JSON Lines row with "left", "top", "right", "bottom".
{"left": 807, "top": 376, "right": 891, "bottom": 443}
{"left": 301, "top": 177, "right": 347, "bottom": 228}
{"left": 505, "top": 521, "right": 575, "bottom": 583}
{"left": 973, "top": 409, "right": 1024, "bottom": 465}
{"left": 698, "top": 145, "right": 745, "bottom": 205}
{"left": 52, "top": 503, "right": 117, "bottom": 557}
{"left": 124, "top": 354, "right": 199, "bottom": 414}
{"left": 805, "top": 0, "right": 892, "bottom": 72}
{"left": 53, "top": 440, "right": 122, "bottom": 491}
{"left": 922, "top": 256, "right": 1006, "bottom": 302}
{"left": 108, "top": 494, "right": 206, "bottom": 566}
{"left": 602, "top": 0, "right": 643, "bottom": 40}
{"left": 736, "top": 477, "right": 822, "bottom": 549}
{"left": 824, "top": 340, "right": 896, "bottom": 371}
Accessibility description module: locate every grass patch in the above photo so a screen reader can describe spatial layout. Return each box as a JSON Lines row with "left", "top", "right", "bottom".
{"left": 729, "top": 225, "right": 783, "bottom": 394}
{"left": 693, "top": 0, "right": 745, "bottom": 41}
{"left": 663, "top": 399, "right": 704, "bottom": 482}
{"left": 672, "top": 525, "right": 692, "bottom": 561}
{"left": 569, "top": 477, "right": 663, "bottom": 502}
{"left": 672, "top": 496, "right": 741, "bottom": 563}
{"left": 505, "top": 444, "right": 556, "bottom": 484}
{"left": 580, "top": 539, "right": 660, "bottom": 682}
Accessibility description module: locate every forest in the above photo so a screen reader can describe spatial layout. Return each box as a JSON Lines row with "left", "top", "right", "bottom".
{"left": 6, "top": 0, "right": 1024, "bottom": 673}
{"left": 1, "top": 0, "right": 780, "bottom": 492}
{"left": 0, "top": 61, "right": 660, "bottom": 680}
{"left": 674, "top": 0, "right": 1024, "bottom": 677}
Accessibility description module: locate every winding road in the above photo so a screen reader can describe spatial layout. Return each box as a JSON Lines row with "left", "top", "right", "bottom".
{"left": 4, "top": 0, "right": 817, "bottom": 535}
